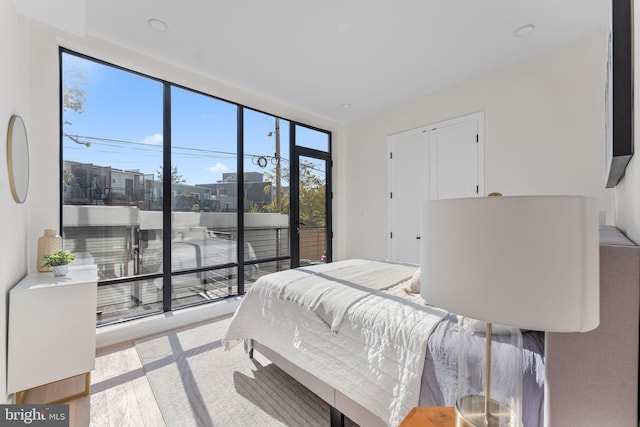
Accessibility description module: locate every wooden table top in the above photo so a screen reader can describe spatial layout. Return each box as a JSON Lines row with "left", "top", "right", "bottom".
{"left": 399, "top": 406, "right": 455, "bottom": 427}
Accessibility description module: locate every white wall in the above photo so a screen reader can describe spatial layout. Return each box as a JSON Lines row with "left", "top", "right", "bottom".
{"left": 339, "top": 31, "right": 612, "bottom": 260}
{"left": 613, "top": 7, "right": 640, "bottom": 243}
{"left": 0, "top": 0, "right": 30, "bottom": 403}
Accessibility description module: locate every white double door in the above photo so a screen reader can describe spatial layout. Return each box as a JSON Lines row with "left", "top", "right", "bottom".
{"left": 388, "top": 113, "right": 484, "bottom": 264}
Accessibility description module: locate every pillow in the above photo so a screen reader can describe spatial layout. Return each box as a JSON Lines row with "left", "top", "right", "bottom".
{"left": 403, "top": 267, "right": 421, "bottom": 294}
{"left": 457, "top": 316, "right": 520, "bottom": 335}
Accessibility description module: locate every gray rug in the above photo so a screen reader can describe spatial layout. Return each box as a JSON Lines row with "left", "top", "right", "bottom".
{"left": 135, "top": 316, "right": 358, "bottom": 427}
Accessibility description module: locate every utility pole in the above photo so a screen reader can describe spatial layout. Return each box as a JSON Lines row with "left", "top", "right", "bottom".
{"left": 275, "top": 117, "right": 281, "bottom": 212}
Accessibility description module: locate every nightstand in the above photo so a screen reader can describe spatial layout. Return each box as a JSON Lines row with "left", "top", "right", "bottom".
{"left": 399, "top": 406, "right": 455, "bottom": 427}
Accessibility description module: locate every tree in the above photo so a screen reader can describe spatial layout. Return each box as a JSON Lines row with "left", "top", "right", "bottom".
{"left": 262, "top": 167, "right": 289, "bottom": 215}
{"left": 261, "top": 160, "right": 325, "bottom": 227}
{"left": 62, "top": 170, "right": 74, "bottom": 190}
{"left": 62, "top": 66, "right": 91, "bottom": 147}
{"left": 62, "top": 68, "right": 87, "bottom": 114}
{"left": 298, "top": 162, "right": 326, "bottom": 227}
{"left": 156, "top": 165, "right": 186, "bottom": 184}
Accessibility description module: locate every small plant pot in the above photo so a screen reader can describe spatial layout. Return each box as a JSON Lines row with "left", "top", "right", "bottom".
{"left": 52, "top": 265, "right": 69, "bottom": 277}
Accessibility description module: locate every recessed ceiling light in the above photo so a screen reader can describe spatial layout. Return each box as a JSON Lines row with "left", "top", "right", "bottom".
{"left": 341, "top": 103, "right": 351, "bottom": 110}
{"left": 148, "top": 18, "right": 168, "bottom": 32}
{"left": 514, "top": 24, "right": 535, "bottom": 38}
{"left": 337, "top": 21, "right": 350, "bottom": 33}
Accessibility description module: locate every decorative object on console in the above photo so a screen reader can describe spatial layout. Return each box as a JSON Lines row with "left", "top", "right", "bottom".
{"left": 42, "top": 250, "right": 76, "bottom": 277}
{"left": 421, "top": 195, "right": 599, "bottom": 426}
{"left": 37, "top": 229, "right": 62, "bottom": 272}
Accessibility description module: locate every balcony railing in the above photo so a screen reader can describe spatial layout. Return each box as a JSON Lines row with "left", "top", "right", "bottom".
{"left": 88, "top": 226, "right": 290, "bottom": 325}
{"left": 62, "top": 206, "right": 325, "bottom": 325}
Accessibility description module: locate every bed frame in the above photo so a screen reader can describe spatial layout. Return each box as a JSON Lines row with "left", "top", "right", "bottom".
{"left": 251, "top": 341, "right": 386, "bottom": 426}
{"left": 252, "top": 226, "right": 639, "bottom": 427}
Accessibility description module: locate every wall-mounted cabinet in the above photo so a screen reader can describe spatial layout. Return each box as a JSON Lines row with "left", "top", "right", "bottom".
{"left": 7, "top": 265, "right": 98, "bottom": 403}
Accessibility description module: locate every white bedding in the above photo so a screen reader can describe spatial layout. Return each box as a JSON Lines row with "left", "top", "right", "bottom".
{"left": 266, "top": 258, "right": 418, "bottom": 332}
{"left": 222, "top": 259, "right": 448, "bottom": 426}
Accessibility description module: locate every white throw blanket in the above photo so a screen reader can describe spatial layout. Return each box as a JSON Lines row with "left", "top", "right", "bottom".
{"left": 223, "top": 260, "right": 448, "bottom": 426}
{"left": 271, "top": 259, "right": 418, "bottom": 332}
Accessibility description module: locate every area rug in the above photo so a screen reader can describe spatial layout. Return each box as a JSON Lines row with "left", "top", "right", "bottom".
{"left": 135, "top": 316, "right": 358, "bottom": 427}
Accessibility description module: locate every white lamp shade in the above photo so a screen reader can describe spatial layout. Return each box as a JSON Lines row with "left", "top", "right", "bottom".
{"left": 421, "top": 195, "right": 599, "bottom": 332}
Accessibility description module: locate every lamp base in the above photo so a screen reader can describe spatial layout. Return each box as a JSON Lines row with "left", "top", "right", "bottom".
{"left": 455, "top": 395, "right": 521, "bottom": 427}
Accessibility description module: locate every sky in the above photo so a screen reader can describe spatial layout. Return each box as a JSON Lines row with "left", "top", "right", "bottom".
{"left": 62, "top": 52, "right": 328, "bottom": 187}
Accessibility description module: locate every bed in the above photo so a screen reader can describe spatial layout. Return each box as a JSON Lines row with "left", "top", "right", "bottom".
{"left": 222, "top": 226, "right": 640, "bottom": 427}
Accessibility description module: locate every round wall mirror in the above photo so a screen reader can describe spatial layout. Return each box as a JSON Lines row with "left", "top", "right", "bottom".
{"left": 6, "top": 115, "right": 30, "bottom": 203}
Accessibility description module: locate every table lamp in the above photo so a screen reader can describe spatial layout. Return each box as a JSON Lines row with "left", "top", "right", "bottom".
{"left": 421, "top": 195, "right": 599, "bottom": 427}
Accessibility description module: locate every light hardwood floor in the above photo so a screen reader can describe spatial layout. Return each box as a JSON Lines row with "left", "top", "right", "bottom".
{"left": 20, "top": 341, "right": 165, "bottom": 427}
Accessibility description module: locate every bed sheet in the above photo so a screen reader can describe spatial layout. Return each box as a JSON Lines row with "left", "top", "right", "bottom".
{"left": 420, "top": 313, "right": 545, "bottom": 427}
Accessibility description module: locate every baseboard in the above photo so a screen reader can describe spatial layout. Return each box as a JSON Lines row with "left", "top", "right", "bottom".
{"left": 96, "top": 297, "right": 241, "bottom": 348}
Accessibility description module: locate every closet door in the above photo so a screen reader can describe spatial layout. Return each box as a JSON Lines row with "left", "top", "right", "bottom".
{"left": 429, "top": 119, "right": 481, "bottom": 200}
{"left": 388, "top": 130, "right": 429, "bottom": 264}
{"left": 388, "top": 113, "right": 483, "bottom": 263}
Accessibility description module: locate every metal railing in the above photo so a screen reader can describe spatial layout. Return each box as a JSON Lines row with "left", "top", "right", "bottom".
{"left": 61, "top": 224, "right": 290, "bottom": 325}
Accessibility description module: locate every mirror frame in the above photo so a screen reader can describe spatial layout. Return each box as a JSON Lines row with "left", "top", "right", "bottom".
{"left": 6, "top": 115, "right": 30, "bottom": 203}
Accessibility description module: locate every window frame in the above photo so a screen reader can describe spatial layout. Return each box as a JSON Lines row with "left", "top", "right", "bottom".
{"left": 59, "top": 47, "right": 332, "bottom": 326}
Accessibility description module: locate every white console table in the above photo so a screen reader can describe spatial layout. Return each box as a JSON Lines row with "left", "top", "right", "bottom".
{"left": 7, "top": 264, "right": 98, "bottom": 403}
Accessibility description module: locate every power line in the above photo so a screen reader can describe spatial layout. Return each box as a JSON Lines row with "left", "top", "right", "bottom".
{"left": 68, "top": 134, "right": 291, "bottom": 162}
{"left": 64, "top": 133, "right": 326, "bottom": 176}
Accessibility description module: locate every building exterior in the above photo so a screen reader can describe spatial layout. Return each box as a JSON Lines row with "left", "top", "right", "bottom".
{"left": 197, "top": 172, "right": 273, "bottom": 212}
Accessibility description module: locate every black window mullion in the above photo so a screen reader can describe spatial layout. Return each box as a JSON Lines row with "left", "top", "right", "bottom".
{"left": 325, "top": 145, "right": 333, "bottom": 263}
{"left": 237, "top": 107, "right": 245, "bottom": 294}
{"left": 290, "top": 125, "right": 300, "bottom": 268}
{"left": 162, "top": 83, "right": 172, "bottom": 312}
{"left": 58, "top": 48, "right": 64, "bottom": 234}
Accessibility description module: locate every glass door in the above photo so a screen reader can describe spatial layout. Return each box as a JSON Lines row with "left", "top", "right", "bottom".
{"left": 291, "top": 124, "right": 331, "bottom": 267}
{"left": 296, "top": 155, "right": 329, "bottom": 265}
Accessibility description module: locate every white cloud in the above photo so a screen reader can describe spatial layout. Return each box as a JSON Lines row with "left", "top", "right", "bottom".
{"left": 208, "top": 162, "right": 228, "bottom": 173}
{"left": 140, "top": 133, "right": 163, "bottom": 145}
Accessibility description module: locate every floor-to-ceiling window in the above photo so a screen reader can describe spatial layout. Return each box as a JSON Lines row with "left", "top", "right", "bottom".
{"left": 61, "top": 51, "right": 166, "bottom": 324}
{"left": 242, "top": 109, "right": 292, "bottom": 283}
{"left": 169, "top": 86, "right": 240, "bottom": 310}
{"left": 60, "top": 49, "right": 331, "bottom": 326}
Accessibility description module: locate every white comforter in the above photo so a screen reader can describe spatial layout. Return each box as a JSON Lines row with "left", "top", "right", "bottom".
{"left": 268, "top": 258, "right": 420, "bottom": 332}
{"left": 222, "top": 260, "right": 448, "bottom": 426}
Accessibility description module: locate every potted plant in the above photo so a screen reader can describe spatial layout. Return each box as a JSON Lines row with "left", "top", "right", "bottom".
{"left": 42, "top": 250, "right": 76, "bottom": 276}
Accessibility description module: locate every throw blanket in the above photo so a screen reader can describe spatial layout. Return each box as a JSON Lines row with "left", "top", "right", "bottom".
{"left": 271, "top": 259, "right": 418, "bottom": 332}
{"left": 223, "top": 260, "right": 448, "bottom": 426}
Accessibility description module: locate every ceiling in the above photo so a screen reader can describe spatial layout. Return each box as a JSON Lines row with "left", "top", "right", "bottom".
{"left": 16, "top": 0, "right": 610, "bottom": 123}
